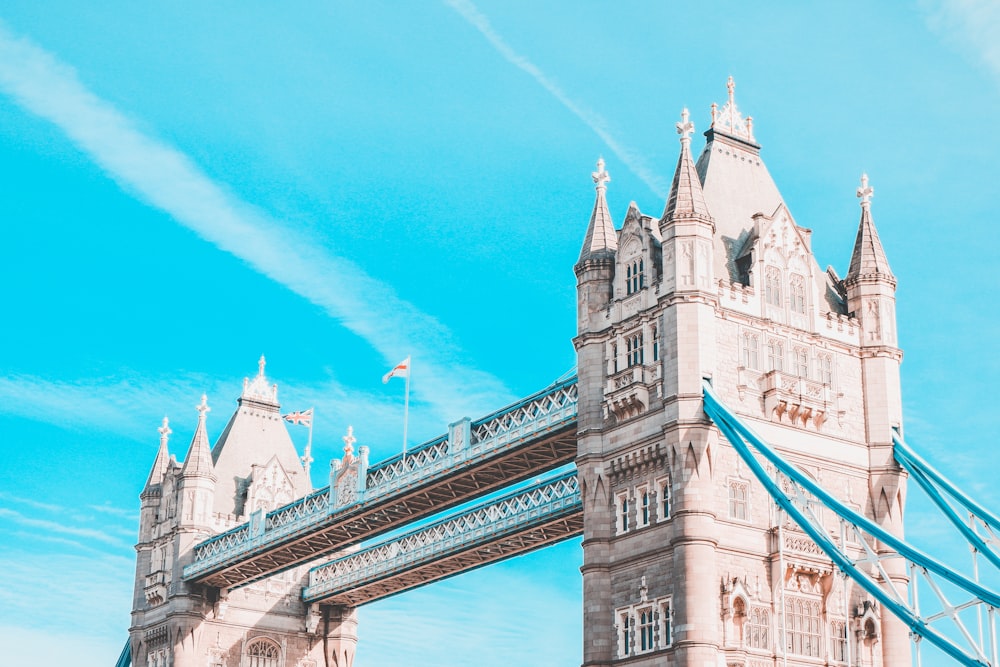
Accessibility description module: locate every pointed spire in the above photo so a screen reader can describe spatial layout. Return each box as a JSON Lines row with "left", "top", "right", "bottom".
{"left": 144, "top": 416, "right": 172, "bottom": 490}
{"left": 845, "top": 173, "right": 895, "bottom": 288}
{"left": 708, "top": 76, "right": 757, "bottom": 146}
{"left": 662, "top": 108, "right": 711, "bottom": 223}
{"left": 181, "top": 394, "right": 216, "bottom": 478}
{"left": 578, "top": 157, "right": 618, "bottom": 263}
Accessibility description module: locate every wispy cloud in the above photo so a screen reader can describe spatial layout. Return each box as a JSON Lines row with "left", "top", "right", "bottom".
{"left": 922, "top": 0, "right": 1000, "bottom": 81}
{"left": 444, "top": 0, "right": 670, "bottom": 200}
{"left": 0, "top": 20, "right": 514, "bottom": 424}
{"left": 0, "top": 507, "right": 130, "bottom": 548}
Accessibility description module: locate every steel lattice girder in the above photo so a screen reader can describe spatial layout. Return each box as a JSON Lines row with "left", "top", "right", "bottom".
{"left": 302, "top": 471, "right": 583, "bottom": 606}
{"left": 185, "top": 417, "right": 578, "bottom": 588}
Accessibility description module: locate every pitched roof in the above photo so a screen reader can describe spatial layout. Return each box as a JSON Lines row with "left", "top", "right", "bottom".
{"left": 210, "top": 357, "right": 311, "bottom": 515}
{"left": 845, "top": 174, "right": 894, "bottom": 286}
{"left": 143, "top": 417, "right": 172, "bottom": 491}
{"left": 662, "top": 108, "right": 711, "bottom": 224}
{"left": 181, "top": 395, "right": 215, "bottom": 479}
{"left": 578, "top": 157, "right": 617, "bottom": 263}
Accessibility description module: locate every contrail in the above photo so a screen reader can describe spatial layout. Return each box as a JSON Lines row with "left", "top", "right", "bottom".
{"left": 444, "top": 0, "right": 670, "bottom": 200}
{"left": 0, "top": 20, "right": 515, "bottom": 423}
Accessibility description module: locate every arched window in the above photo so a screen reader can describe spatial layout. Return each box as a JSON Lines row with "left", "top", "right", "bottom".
{"left": 740, "top": 332, "right": 759, "bottom": 369}
{"left": 246, "top": 638, "right": 280, "bottom": 667}
{"left": 638, "top": 607, "right": 654, "bottom": 651}
{"left": 626, "top": 259, "right": 645, "bottom": 295}
{"left": 640, "top": 489, "right": 650, "bottom": 526}
{"left": 767, "top": 340, "right": 784, "bottom": 372}
{"left": 611, "top": 342, "right": 618, "bottom": 374}
{"left": 651, "top": 325, "right": 659, "bottom": 362}
{"left": 660, "top": 479, "right": 671, "bottom": 521}
{"left": 626, "top": 333, "right": 644, "bottom": 367}
{"left": 748, "top": 607, "right": 770, "bottom": 650}
{"left": 789, "top": 274, "right": 806, "bottom": 314}
{"left": 729, "top": 481, "right": 748, "bottom": 521}
{"left": 818, "top": 353, "right": 833, "bottom": 384}
{"left": 794, "top": 348, "right": 809, "bottom": 378}
{"left": 831, "top": 620, "right": 848, "bottom": 661}
{"left": 732, "top": 597, "right": 747, "bottom": 643}
{"left": 785, "top": 597, "right": 822, "bottom": 657}
{"left": 765, "top": 266, "right": 782, "bottom": 307}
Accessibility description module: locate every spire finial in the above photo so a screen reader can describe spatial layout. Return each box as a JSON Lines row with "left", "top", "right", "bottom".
{"left": 676, "top": 107, "right": 694, "bottom": 143}
{"left": 158, "top": 416, "right": 172, "bottom": 446}
{"left": 857, "top": 173, "right": 874, "bottom": 208}
{"left": 342, "top": 425, "right": 356, "bottom": 456}
{"left": 727, "top": 75, "right": 735, "bottom": 104}
{"left": 592, "top": 157, "right": 610, "bottom": 191}
{"left": 197, "top": 394, "right": 210, "bottom": 419}
{"left": 257, "top": 354, "right": 266, "bottom": 377}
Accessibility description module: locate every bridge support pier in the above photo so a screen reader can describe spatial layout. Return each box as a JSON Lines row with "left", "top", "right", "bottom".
{"left": 322, "top": 604, "right": 358, "bottom": 667}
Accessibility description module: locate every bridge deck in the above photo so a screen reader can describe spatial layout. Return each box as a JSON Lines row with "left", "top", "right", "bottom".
{"left": 302, "top": 470, "right": 582, "bottom": 606}
{"left": 183, "top": 378, "right": 578, "bottom": 589}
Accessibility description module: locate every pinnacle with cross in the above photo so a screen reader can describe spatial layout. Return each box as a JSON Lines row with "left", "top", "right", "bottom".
{"left": 676, "top": 107, "right": 694, "bottom": 141}
{"left": 857, "top": 173, "right": 873, "bottom": 208}
{"left": 592, "top": 157, "right": 610, "bottom": 190}
{"left": 343, "top": 425, "right": 356, "bottom": 456}
{"left": 197, "top": 394, "right": 210, "bottom": 419}
{"left": 158, "top": 416, "right": 172, "bottom": 444}
{"left": 257, "top": 354, "right": 266, "bottom": 377}
{"left": 727, "top": 75, "right": 735, "bottom": 104}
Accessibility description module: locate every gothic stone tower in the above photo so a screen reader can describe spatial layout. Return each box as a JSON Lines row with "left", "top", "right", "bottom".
{"left": 574, "top": 80, "right": 906, "bottom": 667}
{"left": 130, "top": 358, "right": 359, "bottom": 667}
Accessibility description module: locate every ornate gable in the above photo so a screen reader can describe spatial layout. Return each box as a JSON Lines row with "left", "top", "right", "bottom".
{"left": 245, "top": 455, "right": 296, "bottom": 515}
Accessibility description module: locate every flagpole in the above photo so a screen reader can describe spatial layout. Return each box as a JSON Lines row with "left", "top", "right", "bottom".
{"left": 303, "top": 406, "right": 314, "bottom": 480}
{"left": 402, "top": 358, "right": 410, "bottom": 460}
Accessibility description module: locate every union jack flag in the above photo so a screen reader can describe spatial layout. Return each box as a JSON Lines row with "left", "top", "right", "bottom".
{"left": 282, "top": 408, "right": 313, "bottom": 427}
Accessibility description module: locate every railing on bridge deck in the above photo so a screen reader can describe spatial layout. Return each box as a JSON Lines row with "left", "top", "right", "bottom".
{"left": 302, "top": 470, "right": 582, "bottom": 606}
{"left": 183, "top": 377, "right": 579, "bottom": 588}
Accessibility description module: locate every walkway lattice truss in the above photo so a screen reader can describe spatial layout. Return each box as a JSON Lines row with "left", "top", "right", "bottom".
{"left": 303, "top": 471, "right": 582, "bottom": 605}
{"left": 703, "top": 382, "right": 1000, "bottom": 667}
{"left": 183, "top": 378, "right": 579, "bottom": 588}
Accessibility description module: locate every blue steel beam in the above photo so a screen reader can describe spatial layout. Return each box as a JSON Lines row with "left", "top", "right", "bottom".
{"left": 184, "top": 378, "right": 578, "bottom": 588}
{"left": 302, "top": 470, "right": 582, "bottom": 606}
{"left": 703, "top": 381, "right": 1000, "bottom": 667}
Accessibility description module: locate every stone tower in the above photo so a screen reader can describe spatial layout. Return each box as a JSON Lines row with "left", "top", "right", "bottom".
{"left": 574, "top": 79, "right": 907, "bottom": 667}
{"left": 130, "top": 358, "right": 359, "bottom": 667}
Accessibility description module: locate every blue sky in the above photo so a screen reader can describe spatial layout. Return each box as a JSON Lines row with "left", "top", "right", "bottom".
{"left": 0, "top": 2, "right": 998, "bottom": 665}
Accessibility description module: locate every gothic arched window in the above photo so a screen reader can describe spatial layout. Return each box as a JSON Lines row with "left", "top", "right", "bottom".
{"left": 246, "top": 638, "right": 280, "bottom": 667}
{"left": 748, "top": 607, "right": 770, "bottom": 650}
{"left": 740, "top": 332, "right": 759, "bottom": 369}
{"left": 767, "top": 340, "right": 784, "bottom": 372}
{"left": 626, "top": 333, "right": 644, "bottom": 367}
{"left": 789, "top": 274, "right": 806, "bottom": 314}
{"left": 626, "top": 258, "right": 645, "bottom": 295}
{"left": 765, "top": 266, "right": 782, "bottom": 307}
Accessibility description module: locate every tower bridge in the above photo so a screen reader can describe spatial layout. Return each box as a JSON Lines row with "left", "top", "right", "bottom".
{"left": 125, "top": 80, "right": 1000, "bottom": 667}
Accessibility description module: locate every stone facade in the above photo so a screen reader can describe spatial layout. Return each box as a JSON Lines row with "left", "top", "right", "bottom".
{"left": 574, "top": 80, "right": 906, "bottom": 667}
{"left": 130, "top": 358, "right": 357, "bottom": 667}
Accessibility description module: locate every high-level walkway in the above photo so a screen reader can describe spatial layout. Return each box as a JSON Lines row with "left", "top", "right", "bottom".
{"left": 183, "top": 378, "right": 578, "bottom": 588}
{"left": 303, "top": 470, "right": 582, "bottom": 606}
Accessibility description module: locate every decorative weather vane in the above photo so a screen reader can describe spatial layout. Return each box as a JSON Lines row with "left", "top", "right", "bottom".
{"left": 342, "top": 425, "right": 356, "bottom": 457}
{"left": 676, "top": 108, "right": 694, "bottom": 142}
{"left": 857, "top": 173, "right": 874, "bottom": 208}
{"left": 257, "top": 354, "right": 266, "bottom": 377}
{"left": 197, "top": 394, "right": 210, "bottom": 419}
{"left": 592, "top": 157, "right": 610, "bottom": 190}
{"left": 158, "top": 416, "right": 172, "bottom": 446}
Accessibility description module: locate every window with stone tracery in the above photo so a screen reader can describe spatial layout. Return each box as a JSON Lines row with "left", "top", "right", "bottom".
{"left": 657, "top": 477, "right": 671, "bottom": 522}
{"left": 728, "top": 480, "right": 749, "bottom": 521}
{"left": 767, "top": 339, "right": 784, "bottom": 372}
{"left": 784, "top": 597, "right": 822, "bottom": 658}
{"left": 740, "top": 331, "right": 759, "bottom": 369}
{"left": 818, "top": 353, "right": 833, "bottom": 385}
{"left": 660, "top": 598, "right": 673, "bottom": 648}
{"left": 638, "top": 486, "right": 650, "bottom": 527}
{"left": 246, "top": 637, "right": 281, "bottom": 667}
{"left": 619, "top": 610, "right": 634, "bottom": 656}
{"left": 747, "top": 606, "right": 770, "bottom": 650}
{"left": 794, "top": 347, "right": 809, "bottom": 378}
{"left": 616, "top": 492, "right": 630, "bottom": 534}
{"left": 626, "top": 258, "right": 646, "bottom": 295}
{"left": 790, "top": 273, "right": 806, "bottom": 314}
{"left": 638, "top": 606, "right": 655, "bottom": 652}
{"left": 626, "top": 333, "right": 644, "bottom": 367}
{"left": 831, "top": 620, "right": 848, "bottom": 662}
{"left": 765, "top": 266, "right": 782, "bottom": 307}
